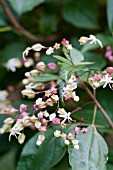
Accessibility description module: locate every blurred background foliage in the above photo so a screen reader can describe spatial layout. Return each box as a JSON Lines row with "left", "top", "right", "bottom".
{"left": 0, "top": 0, "right": 113, "bottom": 169}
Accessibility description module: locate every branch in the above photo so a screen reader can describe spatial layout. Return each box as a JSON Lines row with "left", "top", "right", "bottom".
{"left": 78, "top": 76, "right": 113, "bottom": 129}
{"left": 0, "top": 0, "right": 57, "bottom": 43}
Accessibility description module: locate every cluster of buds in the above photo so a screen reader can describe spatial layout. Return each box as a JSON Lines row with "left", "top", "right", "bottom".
{"left": 88, "top": 67, "right": 113, "bottom": 89}
{"left": 63, "top": 75, "right": 79, "bottom": 102}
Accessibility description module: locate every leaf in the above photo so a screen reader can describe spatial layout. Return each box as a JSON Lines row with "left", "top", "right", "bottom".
{"left": 76, "top": 62, "right": 94, "bottom": 67}
{"left": 70, "top": 48, "right": 84, "bottom": 66}
{"left": 17, "top": 126, "right": 66, "bottom": 170}
{"left": 53, "top": 55, "right": 72, "bottom": 65}
{"left": 62, "top": 0, "right": 99, "bottom": 29}
{"left": 68, "top": 125, "right": 108, "bottom": 170}
{"left": 81, "top": 34, "right": 113, "bottom": 53}
{"left": 107, "top": 0, "right": 113, "bottom": 33}
{"left": 35, "top": 73, "right": 61, "bottom": 82}
{"left": 8, "top": 0, "right": 45, "bottom": 15}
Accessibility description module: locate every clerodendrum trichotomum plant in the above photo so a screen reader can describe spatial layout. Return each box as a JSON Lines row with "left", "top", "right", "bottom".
{"left": 0, "top": 34, "right": 112, "bottom": 170}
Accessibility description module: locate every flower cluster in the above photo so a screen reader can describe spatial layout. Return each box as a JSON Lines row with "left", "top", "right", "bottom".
{"left": 0, "top": 35, "right": 104, "bottom": 149}
{"left": 88, "top": 67, "right": 113, "bottom": 89}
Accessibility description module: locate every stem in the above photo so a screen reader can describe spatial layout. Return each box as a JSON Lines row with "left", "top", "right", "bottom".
{"left": 77, "top": 76, "right": 113, "bottom": 129}
{"left": 92, "top": 89, "right": 97, "bottom": 125}
{"left": 0, "top": 0, "right": 57, "bottom": 42}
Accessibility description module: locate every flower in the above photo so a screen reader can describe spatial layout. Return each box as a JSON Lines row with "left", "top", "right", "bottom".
{"left": 36, "top": 62, "right": 46, "bottom": 71}
{"left": 88, "top": 35, "right": 103, "bottom": 48}
{"left": 21, "top": 89, "right": 35, "bottom": 98}
{"left": 49, "top": 113, "right": 56, "bottom": 121}
{"left": 31, "top": 43, "right": 45, "bottom": 51}
{"left": 53, "top": 43, "right": 60, "bottom": 50}
{"left": 100, "top": 74, "right": 113, "bottom": 88}
{"left": 72, "top": 139, "right": 79, "bottom": 150}
{"left": 46, "top": 47, "right": 54, "bottom": 55}
{"left": 23, "top": 47, "right": 31, "bottom": 60}
{"left": 81, "top": 128, "right": 88, "bottom": 134}
{"left": 47, "top": 62, "right": 58, "bottom": 70}
{"left": 0, "top": 90, "right": 8, "bottom": 101}
{"left": 54, "top": 130, "right": 61, "bottom": 137}
{"left": 18, "top": 133, "right": 26, "bottom": 144}
{"left": 79, "top": 35, "right": 103, "bottom": 48}
{"left": 4, "top": 58, "right": 22, "bottom": 72}
{"left": 58, "top": 108, "right": 72, "bottom": 124}
{"left": 36, "top": 134, "right": 45, "bottom": 146}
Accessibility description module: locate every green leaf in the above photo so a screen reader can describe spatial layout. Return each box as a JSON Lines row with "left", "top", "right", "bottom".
{"left": 62, "top": 0, "right": 99, "bottom": 29}
{"left": 17, "top": 126, "right": 66, "bottom": 170}
{"left": 81, "top": 34, "right": 113, "bottom": 53}
{"left": 70, "top": 48, "right": 84, "bottom": 66}
{"left": 68, "top": 125, "right": 108, "bottom": 170}
{"left": 76, "top": 62, "right": 94, "bottom": 67}
{"left": 35, "top": 73, "right": 61, "bottom": 82}
{"left": 107, "top": 0, "right": 113, "bottom": 33}
{"left": 8, "top": 0, "right": 45, "bottom": 15}
{"left": 53, "top": 55, "right": 72, "bottom": 65}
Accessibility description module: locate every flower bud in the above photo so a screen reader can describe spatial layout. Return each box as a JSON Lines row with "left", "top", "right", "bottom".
{"left": 46, "top": 47, "right": 54, "bottom": 55}
{"left": 36, "top": 62, "right": 46, "bottom": 71}
{"left": 4, "top": 118, "right": 15, "bottom": 124}
{"left": 61, "top": 38, "right": 69, "bottom": 46}
{"left": 54, "top": 130, "right": 61, "bottom": 137}
{"left": 20, "top": 104, "right": 27, "bottom": 113}
{"left": 18, "top": 133, "right": 26, "bottom": 144}
{"left": 106, "top": 67, "right": 113, "bottom": 74}
{"left": 30, "top": 69, "right": 39, "bottom": 76}
{"left": 74, "top": 126, "right": 80, "bottom": 134}
{"left": 79, "top": 36, "right": 89, "bottom": 45}
{"left": 31, "top": 43, "right": 45, "bottom": 51}
{"left": 21, "top": 89, "right": 35, "bottom": 98}
{"left": 52, "top": 118, "right": 60, "bottom": 125}
{"left": 47, "top": 62, "right": 58, "bottom": 70}
{"left": 81, "top": 128, "right": 88, "bottom": 134}
{"left": 64, "top": 139, "right": 70, "bottom": 145}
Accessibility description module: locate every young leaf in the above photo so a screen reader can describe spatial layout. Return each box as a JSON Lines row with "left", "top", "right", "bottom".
{"left": 17, "top": 126, "right": 66, "bottom": 170}
{"left": 70, "top": 48, "right": 84, "bottom": 66}
{"left": 53, "top": 55, "right": 72, "bottom": 65}
{"left": 107, "top": 0, "right": 113, "bottom": 33}
{"left": 68, "top": 125, "right": 108, "bottom": 170}
{"left": 35, "top": 73, "right": 61, "bottom": 82}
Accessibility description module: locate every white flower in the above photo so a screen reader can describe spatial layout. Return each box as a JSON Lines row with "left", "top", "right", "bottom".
{"left": 23, "top": 47, "right": 31, "bottom": 60}
{"left": 88, "top": 35, "right": 103, "bottom": 48}
{"left": 46, "top": 47, "right": 54, "bottom": 55}
{"left": 25, "top": 83, "right": 35, "bottom": 90}
{"left": 4, "top": 58, "right": 22, "bottom": 72}
{"left": 54, "top": 130, "right": 61, "bottom": 137}
{"left": 72, "top": 139, "right": 79, "bottom": 150}
{"left": 58, "top": 108, "right": 72, "bottom": 124}
{"left": 49, "top": 113, "right": 56, "bottom": 121}
{"left": 9, "top": 121, "right": 24, "bottom": 141}
{"left": 64, "top": 139, "right": 70, "bottom": 145}
{"left": 66, "top": 44, "right": 73, "bottom": 51}
{"left": 21, "top": 89, "right": 35, "bottom": 98}
{"left": 35, "top": 121, "right": 41, "bottom": 129}
{"left": 36, "top": 134, "right": 45, "bottom": 146}
{"left": 100, "top": 74, "right": 113, "bottom": 88}
{"left": 31, "top": 43, "right": 45, "bottom": 51}
{"left": 18, "top": 133, "right": 26, "bottom": 144}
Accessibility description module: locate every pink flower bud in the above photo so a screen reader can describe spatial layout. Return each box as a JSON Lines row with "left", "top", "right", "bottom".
{"left": 81, "top": 128, "right": 88, "bottom": 134}
{"left": 106, "top": 46, "right": 111, "bottom": 51}
{"left": 106, "top": 67, "right": 113, "bottom": 74}
{"left": 61, "top": 38, "right": 69, "bottom": 46}
{"left": 93, "top": 74, "right": 101, "bottom": 81}
{"left": 50, "top": 87, "right": 57, "bottom": 94}
{"left": 52, "top": 118, "right": 61, "bottom": 125}
{"left": 47, "top": 62, "right": 57, "bottom": 70}
{"left": 20, "top": 104, "right": 27, "bottom": 113}
{"left": 7, "top": 85, "right": 14, "bottom": 92}
{"left": 74, "top": 126, "right": 80, "bottom": 134}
